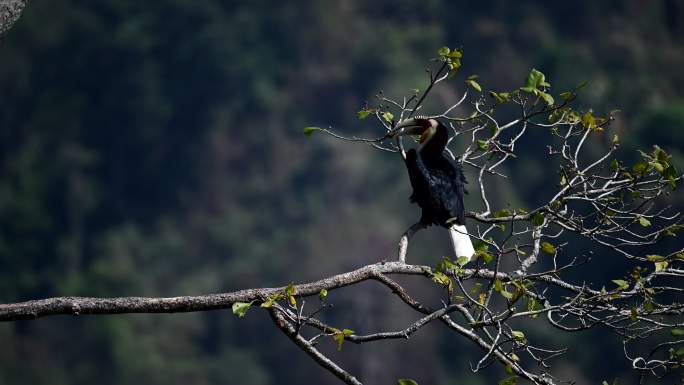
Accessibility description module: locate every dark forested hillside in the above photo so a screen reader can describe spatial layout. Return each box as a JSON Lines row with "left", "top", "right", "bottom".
{"left": 1, "top": 1, "right": 682, "bottom": 384}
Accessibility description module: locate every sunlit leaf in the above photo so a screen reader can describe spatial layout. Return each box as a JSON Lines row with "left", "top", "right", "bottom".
{"left": 231, "top": 301, "right": 253, "bottom": 318}
{"left": 303, "top": 126, "right": 320, "bottom": 136}
{"left": 632, "top": 162, "right": 647, "bottom": 174}
{"left": 638, "top": 216, "right": 651, "bottom": 227}
{"left": 525, "top": 68, "right": 547, "bottom": 89}
{"left": 541, "top": 242, "right": 556, "bottom": 255}
{"left": 559, "top": 91, "right": 575, "bottom": 101}
{"left": 511, "top": 330, "right": 526, "bottom": 342}
{"left": 493, "top": 209, "right": 513, "bottom": 218}
{"left": 654, "top": 261, "right": 669, "bottom": 272}
{"left": 437, "top": 46, "right": 450, "bottom": 56}
{"left": 610, "top": 159, "right": 619, "bottom": 172}
{"left": 465, "top": 79, "right": 481, "bottom": 92}
{"left": 382, "top": 111, "right": 394, "bottom": 123}
{"left": 538, "top": 91, "right": 554, "bottom": 106}
{"left": 357, "top": 109, "right": 372, "bottom": 119}
{"left": 319, "top": 289, "right": 328, "bottom": 299}
{"left": 612, "top": 279, "right": 629, "bottom": 290}
{"left": 456, "top": 255, "right": 470, "bottom": 267}
{"left": 398, "top": 380, "right": 419, "bottom": 385}
{"left": 533, "top": 213, "right": 544, "bottom": 226}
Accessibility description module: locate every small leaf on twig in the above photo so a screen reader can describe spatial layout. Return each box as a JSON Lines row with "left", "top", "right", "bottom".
{"left": 357, "top": 109, "right": 373, "bottom": 120}
{"left": 231, "top": 301, "right": 253, "bottom": 318}
{"left": 541, "top": 242, "right": 556, "bottom": 255}
{"left": 303, "top": 127, "right": 320, "bottom": 136}
{"left": 612, "top": 279, "right": 629, "bottom": 291}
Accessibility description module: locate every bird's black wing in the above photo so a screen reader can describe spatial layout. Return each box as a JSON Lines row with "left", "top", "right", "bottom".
{"left": 405, "top": 149, "right": 427, "bottom": 204}
{"left": 405, "top": 150, "right": 466, "bottom": 226}
{"left": 428, "top": 155, "right": 466, "bottom": 225}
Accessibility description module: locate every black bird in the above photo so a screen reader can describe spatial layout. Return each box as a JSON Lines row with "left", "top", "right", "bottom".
{"left": 389, "top": 117, "right": 474, "bottom": 260}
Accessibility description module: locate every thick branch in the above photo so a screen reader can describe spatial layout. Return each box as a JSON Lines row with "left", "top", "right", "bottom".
{"left": 0, "top": 262, "right": 427, "bottom": 321}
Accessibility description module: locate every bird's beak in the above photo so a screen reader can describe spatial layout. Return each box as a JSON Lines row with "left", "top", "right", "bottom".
{"left": 388, "top": 118, "right": 426, "bottom": 139}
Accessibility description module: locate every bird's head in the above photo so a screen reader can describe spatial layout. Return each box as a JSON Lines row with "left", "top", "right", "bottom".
{"left": 388, "top": 117, "right": 440, "bottom": 144}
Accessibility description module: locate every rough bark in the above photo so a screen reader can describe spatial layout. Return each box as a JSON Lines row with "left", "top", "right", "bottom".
{"left": 0, "top": 262, "right": 427, "bottom": 321}
{"left": 0, "top": 0, "right": 26, "bottom": 37}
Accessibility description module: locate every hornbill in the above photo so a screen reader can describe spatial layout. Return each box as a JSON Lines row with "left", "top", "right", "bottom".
{"left": 388, "top": 117, "right": 475, "bottom": 263}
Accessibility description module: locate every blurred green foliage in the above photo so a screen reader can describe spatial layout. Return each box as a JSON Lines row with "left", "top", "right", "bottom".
{"left": 0, "top": 1, "right": 683, "bottom": 384}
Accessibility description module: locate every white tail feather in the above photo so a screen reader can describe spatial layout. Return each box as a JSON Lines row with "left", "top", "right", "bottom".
{"left": 449, "top": 224, "right": 475, "bottom": 260}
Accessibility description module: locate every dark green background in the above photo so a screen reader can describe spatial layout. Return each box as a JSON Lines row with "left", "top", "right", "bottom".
{"left": 1, "top": 1, "right": 683, "bottom": 384}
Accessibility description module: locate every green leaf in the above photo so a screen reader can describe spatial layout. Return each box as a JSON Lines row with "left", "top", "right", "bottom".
{"left": 538, "top": 91, "right": 554, "bottom": 106}
{"left": 663, "top": 224, "right": 684, "bottom": 236}
{"left": 319, "top": 289, "right": 328, "bottom": 299}
{"left": 493, "top": 209, "right": 513, "bottom": 218}
{"left": 357, "top": 109, "right": 372, "bottom": 119}
{"left": 638, "top": 216, "right": 651, "bottom": 227}
{"left": 231, "top": 301, "right": 253, "bottom": 318}
{"left": 525, "top": 68, "right": 547, "bottom": 89}
{"left": 511, "top": 330, "right": 526, "bottom": 342}
{"left": 644, "top": 299, "right": 654, "bottom": 313}
{"left": 610, "top": 159, "right": 619, "bottom": 172}
{"left": 499, "top": 375, "right": 518, "bottom": 385}
{"left": 437, "top": 257, "right": 457, "bottom": 272}
{"left": 448, "top": 48, "right": 463, "bottom": 59}
{"left": 654, "top": 261, "right": 669, "bottom": 272}
{"left": 632, "top": 162, "right": 647, "bottom": 174}
{"left": 646, "top": 254, "right": 665, "bottom": 262}
{"left": 333, "top": 333, "right": 344, "bottom": 351}
{"left": 473, "top": 240, "right": 488, "bottom": 252}
{"left": 303, "top": 127, "right": 321, "bottom": 136}
{"left": 477, "top": 139, "right": 489, "bottom": 151}
{"left": 671, "top": 328, "right": 684, "bottom": 336}
{"left": 533, "top": 213, "right": 544, "bottom": 227}
{"left": 474, "top": 249, "right": 494, "bottom": 263}
{"left": 541, "top": 242, "right": 556, "bottom": 255}
{"left": 494, "top": 278, "right": 504, "bottom": 292}
{"left": 489, "top": 91, "right": 511, "bottom": 104}
{"left": 431, "top": 271, "right": 453, "bottom": 292}
{"left": 500, "top": 289, "right": 514, "bottom": 300}
{"left": 465, "top": 79, "right": 482, "bottom": 92}
{"left": 260, "top": 297, "right": 276, "bottom": 308}
{"left": 437, "top": 46, "right": 450, "bottom": 56}
{"left": 520, "top": 86, "right": 537, "bottom": 94}
{"left": 612, "top": 279, "right": 629, "bottom": 290}
{"left": 581, "top": 111, "right": 596, "bottom": 130}
{"left": 630, "top": 307, "right": 638, "bottom": 321}
{"left": 651, "top": 162, "right": 664, "bottom": 173}
{"left": 398, "top": 380, "right": 419, "bottom": 385}
{"left": 456, "top": 255, "right": 470, "bottom": 267}
{"left": 382, "top": 111, "right": 394, "bottom": 123}
{"left": 559, "top": 91, "right": 575, "bottom": 101}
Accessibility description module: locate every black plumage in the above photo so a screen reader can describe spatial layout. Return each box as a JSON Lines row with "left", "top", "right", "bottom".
{"left": 389, "top": 117, "right": 474, "bottom": 259}
{"left": 402, "top": 119, "right": 467, "bottom": 227}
